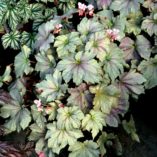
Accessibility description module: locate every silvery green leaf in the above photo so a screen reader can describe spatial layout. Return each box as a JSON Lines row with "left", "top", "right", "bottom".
{"left": 14, "top": 45, "right": 33, "bottom": 77}
{"left": 36, "top": 70, "right": 67, "bottom": 101}
{"left": 82, "top": 110, "right": 106, "bottom": 138}
{"left": 46, "top": 122, "right": 83, "bottom": 154}
{"left": 57, "top": 51, "right": 102, "bottom": 85}
{"left": 69, "top": 140, "right": 100, "bottom": 157}
{"left": 54, "top": 32, "right": 82, "bottom": 58}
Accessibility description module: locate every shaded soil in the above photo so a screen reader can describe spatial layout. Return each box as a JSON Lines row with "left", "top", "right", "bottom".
{"left": 123, "top": 88, "right": 157, "bottom": 157}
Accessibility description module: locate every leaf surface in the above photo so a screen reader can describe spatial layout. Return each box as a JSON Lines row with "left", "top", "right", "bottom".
{"left": 82, "top": 110, "right": 106, "bottom": 138}
{"left": 57, "top": 51, "right": 102, "bottom": 85}
{"left": 69, "top": 140, "right": 100, "bottom": 157}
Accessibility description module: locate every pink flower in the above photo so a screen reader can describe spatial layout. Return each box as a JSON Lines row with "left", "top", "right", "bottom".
{"left": 106, "top": 28, "right": 120, "bottom": 41}
{"left": 37, "top": 151, "right": 46, "bottom": 157}
{"left": 87, "top": 4, "right": 94, "bottom": 16}
{"left": 55, "top": 24, "right": 62, "bottom": 29}
{"left": 53, "top": 24, "right": 63, "bottom": 34}
{"left": 58, "top": 103, "right": 64, "bottom": 108}
{"left": 78, "top": 2, "right": 87, "bottom": 16}
{"left": 87, "top": 4, "right": 94, "bottom": 11}
{"left": 78, "top": 2, "right": 87, "bottom": 11}
{"left": 34, "top": 99, "right": 43, "bottom": 112}
{"left": 34, "top": 99, "right": 42, "bottom": 107}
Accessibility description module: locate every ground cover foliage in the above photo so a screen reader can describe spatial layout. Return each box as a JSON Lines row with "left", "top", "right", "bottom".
{"left": 0, "top": 0, "right": 157, "bottom": 156}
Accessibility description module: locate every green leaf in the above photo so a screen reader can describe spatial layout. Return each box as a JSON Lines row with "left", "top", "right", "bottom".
{"left": 125, "top": 12, "right": 143, "bottom": 35}
{"left": 143, "top": 0, "right": 155, "bottom": 9}
{"left": 77, "top": 17, "right": 104, "bottom": 41}
{"left": 122, "top": 116, "right": 140, "bottom": 142}
{"left": 85, "top": 32, "right": 110, "bottom": 61}
{"left": 138, "top": 55, "right": 157, "bottom": 89}
{"left": 142, "top": 14, "right": 157, "bottom": 36}
{"left": 97, "top": 0, "right": 111, "bottom": 9}
{"left": 3, "top": 5, "right": 20, "bottom": 30}
{"left": 118, "top": 70, "right": 146, "bottom": 98}
{"left": 2, "top": 31, "right": 21, "bottom": 50}
{"left": 0, "top": 90, "right": 31, "bottom": 132}
{"left": 57, "top": 106, "right": 84, "bottom": 130}
{"left": 97, "top": 10, "right": 113, "bottom": 28}
{"left": 105, "top": 111, "right": 119, "bottom": 127}
{"left": 21, "top": 31, "right": 36, "bottom": 48}
{"left": 35, "top": 20, "right": 58, "bottom": 51}
{"left": 112, "top": 16, "right": 126, "bottom": 32}
{"left": 46, "top": 122, "right": 83, "bottom": 154}
{"left": 36, "top": 70, "right": 67, "bottom": 101}
{"left": 0, "top": 1, "right": 7, "bottom": 13}
{"left": 29, "top": 123, "right": 45, "bottom": 141}
{"left": 35, "top": 50, "right": 56, "bottom": 78}
{"left": 0, "top": 24, "right": 5, "bottom": 34}
{"left": 31, "top": 105, "right": 46, "bottom": 129}
{"left": 103, "top": 43, "right": 125, "bottom": 81}
{"left": 58, "top": 0, "right": 76, "bottom": 13}
{"left": 90, "top": 85, "right": 120, "bottom": 114}
{"left": 120, "top": 35, "right": 151, "bottom": 60}
{"left": 17, "top": 0, "right": 31, "bottom": 22}
{"left": 69, "top": 140, "right": 100, "bottom": 157}
{"left": 0, "top": 65, "right": 12, "bottom": 88}
{"left": 82, "top": 110, "right": 106, "bottom": 138}
{"left": 8, "top": 77, "right": 27, "bottom": 96}
{"left": 54, "top": 32, "right": 82, "bottom": 58}
{"left": 30, "top": 3, "right": 44, "bottom": 19}
{"left": 32, "top": 7, "right": 57, "bottom": 31}
{"left": 46, "top": 102, "right": 58, "bottom": 121}
{"left": 97, "top": 132, "right": 115, "bottom": 156}
{"left": 136, "top": 35, "right": 151, "bottom": 60}
{"left": 36, "top": 0, "right": 54, "bottom": 3}
{"left": 57, "top": 51, "right": 102, "bottom": 85}
{"left": 119, "top": 37, "right": 136, "bottom": 61}
{"left": 28, "top": 123, "right": 52, "bottom": 155}
{"left": 14, "top": 45, "right": 33, "bottom": 77}
{"left": 67, "top": 83, "right": 92, "bottom": 111}
{"left": 111, "top": 0, "right": 144, "bottom": 17}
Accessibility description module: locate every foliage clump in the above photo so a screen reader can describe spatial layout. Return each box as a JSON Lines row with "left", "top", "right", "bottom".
{"left": 0, "top": 0, "right": 157, "bottom": 156}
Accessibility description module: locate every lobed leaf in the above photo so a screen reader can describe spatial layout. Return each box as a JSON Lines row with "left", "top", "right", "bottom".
{"left": 57, "top": 51, "right": 102, "bottom": 85}
{"left": 14, "top": 45, "right": 33, "bottom": 77}
{"left": 69, "top": 140, "right": 100, "bottom": 157}
{"left": 46, "top": 122, "right": 83, "bottom": 154}
{"left": 36, "top": 70, "right": 67, "bottom": 101}
{"left": 82, "top": 110, "right": 106, "bottom": 138}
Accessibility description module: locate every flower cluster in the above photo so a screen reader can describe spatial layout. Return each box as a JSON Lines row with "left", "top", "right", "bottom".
{"left": 78, "top": 2, "right": 94, "bottom": 16}
{"left": 34, "top": 99, "right": 43, "bottom": 112}
{"left": 53, "top": 24, "right": 63, "bottom": 34}
{"left": 106, "top": 28, "right": 120, "bottom": 41}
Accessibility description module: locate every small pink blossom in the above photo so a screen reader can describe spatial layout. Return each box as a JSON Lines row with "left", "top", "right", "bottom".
{"left": 78, "top": 2, "right": 87, "bottom": 11}
{"left": 34, "top": 99, "right": 43, "bottom": 112}
{"left": 34, "top": 99, "right": 42, "bottom": 107}
{"left": 58, "top": 103, "right": 64, "bottom": 108}
{"left": 55, "top": 24, "right": 62, "bottom": 29}
{"left": 106, "top": 28, "right": 120, "bottom": 41}
{"left": 87, "top": 4, "right": 94, "bottom": 11}
{"left": 78, "top": 2, "right": 87, "bottom": 16}
{"left": 37, "top": 151, "right": 46, "bottom": 157}
{"left": 87, "top": 4, "right": 94, "bottom": 16}
{"left": 54, "top": 24, "right": 63, "bottom": 34}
